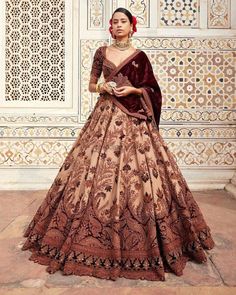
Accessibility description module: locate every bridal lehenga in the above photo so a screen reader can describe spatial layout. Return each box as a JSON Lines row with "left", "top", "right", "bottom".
{"left": 22, "top": 46, "right": 215, "bottom": 281}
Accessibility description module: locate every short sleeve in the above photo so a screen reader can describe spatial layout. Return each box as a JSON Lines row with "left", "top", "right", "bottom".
{"left": 89, "top": 47, "right": 103, "bottom": 84}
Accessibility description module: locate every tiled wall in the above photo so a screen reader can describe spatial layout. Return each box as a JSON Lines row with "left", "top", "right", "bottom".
{"left": 0, "top": 0, "right": 235, "bottom": 189}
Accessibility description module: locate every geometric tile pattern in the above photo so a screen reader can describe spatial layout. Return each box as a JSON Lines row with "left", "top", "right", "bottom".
{"left": 208, "top": 0, "right": 231, "bottom": 28}
{"left": 147, "top": 49, "right": 235, "bottom": 109}
{"left": 5, "top": 0, "right": 65, "bottom": 102}
{"left": 88, "top": 0, "right": 105, "bottom": 29}
{"left": 159, "top": 0, "right": 199, "bottom": 27}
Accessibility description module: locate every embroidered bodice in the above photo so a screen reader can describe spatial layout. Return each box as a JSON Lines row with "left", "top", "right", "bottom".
{"left": 89, "top": 46, "right": 115, "bottom": 84}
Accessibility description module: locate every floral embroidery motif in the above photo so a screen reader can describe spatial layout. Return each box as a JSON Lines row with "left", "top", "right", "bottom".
{"left": 132, "top": 60, "right": 139, "bottom": 68}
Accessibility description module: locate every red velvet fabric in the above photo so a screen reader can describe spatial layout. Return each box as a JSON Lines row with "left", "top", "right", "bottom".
{"left": 106, "top": 50, "right": 162, "bottom": 129}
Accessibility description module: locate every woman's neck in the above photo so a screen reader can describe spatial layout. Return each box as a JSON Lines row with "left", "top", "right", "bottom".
{"left": 116, "top": 37, "right": 129, "bottom": 42}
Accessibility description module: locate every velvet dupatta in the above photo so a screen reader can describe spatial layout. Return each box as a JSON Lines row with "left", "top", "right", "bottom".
{"left": 92, "top": 46, "right": 162, "bottom": 129}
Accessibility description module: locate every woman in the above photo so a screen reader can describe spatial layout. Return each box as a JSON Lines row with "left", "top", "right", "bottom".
{"left": 22, "top": 7, "right": 215, "bottom": 281}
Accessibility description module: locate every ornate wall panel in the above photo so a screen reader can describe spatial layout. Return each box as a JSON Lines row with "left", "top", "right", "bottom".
{"left": 88, "top": 0, "right": 105, "bottom": 29}
{"left": 0, "top": 0, "right": 235, "bottom": 189}
{"left": 127, "top": 0, "right": 150, "bottom": 27}
{"left": 159, "top": 0, "right": 200, "bottom": 27}
{"left": 208, "top": 0, "right": 231, "bottom": 28}
{"left": 0, "top": 139, "right": 71, "bottom": 166}
{"left": 5, "top": 0, "right": 65, "bottom": 102}
{"left": 111, "top": 0, "right": 150, "bottom": 27}
{"left": 143, "top": 48, "right": 235, "bottom": 110}
{"left": 1, "top": 0, "right": 73, "bottom": 111}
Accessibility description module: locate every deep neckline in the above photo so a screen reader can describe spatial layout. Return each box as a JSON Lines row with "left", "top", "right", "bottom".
{"left": 104, "top": 45, "right": 140, "bottom": 69}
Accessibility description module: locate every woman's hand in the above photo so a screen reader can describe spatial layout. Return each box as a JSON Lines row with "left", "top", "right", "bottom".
{"left": 113, "top": 86, "right": 139, "bottom": 97}
{"left": 100, "top": 82, "right": 113, "bottom": 95}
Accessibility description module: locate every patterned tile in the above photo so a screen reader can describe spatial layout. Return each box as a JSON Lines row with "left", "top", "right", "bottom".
{"left": 5, "top": 0, "right": 65, "bottom": 102}
{"left": 159, "top": 0, "right": 199, "bottom": 27}
{"left": 161, "top": 109, "right": 235, "bottom": 124}
{"left": 146, "top": 49, "right": 235, "bottom": 109}
{"left": 0, "top": 110, "right": 235, "bottom": 125}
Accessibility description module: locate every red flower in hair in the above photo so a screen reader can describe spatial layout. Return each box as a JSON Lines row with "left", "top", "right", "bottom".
{"left": 132, "top": 16, "right": 137, "bottom": 33}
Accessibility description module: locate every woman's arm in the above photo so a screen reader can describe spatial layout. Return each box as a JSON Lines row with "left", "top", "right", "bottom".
{"left": 88, "top": 47, "right": 103, "bottom": 92}
{"left": 133, "top": 87, "right": 143, "bottom": 96}
{"left": 113, "top": 85, "right": 143, "bottom": 97}
{"left": 89, "top": 81, "right": 114, "bottom": 95}
{"left": 88, "top": 82, "right": 97, "bottom": 93}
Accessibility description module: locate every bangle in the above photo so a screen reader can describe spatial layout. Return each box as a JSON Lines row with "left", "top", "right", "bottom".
{"left": 96, "top": 82, "right": 103, "bottom": 93}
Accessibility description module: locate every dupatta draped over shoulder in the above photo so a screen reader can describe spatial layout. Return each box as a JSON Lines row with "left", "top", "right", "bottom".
{"left": 89, "top": 46, "right": 162, "bottom": 130}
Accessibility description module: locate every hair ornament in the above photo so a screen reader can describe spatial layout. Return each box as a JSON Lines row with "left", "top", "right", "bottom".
{"left": 132, "top": 16, "right": 137, "bottom": 33}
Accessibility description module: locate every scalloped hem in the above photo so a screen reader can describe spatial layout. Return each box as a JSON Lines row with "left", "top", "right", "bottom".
{"left": 21, "top": 234, "right": 215, "bottom": 282}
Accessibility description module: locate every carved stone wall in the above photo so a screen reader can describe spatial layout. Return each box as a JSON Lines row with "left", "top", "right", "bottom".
{"left": 5, "top": 0, "right": 65, "bottom": 103}
{"left": 0, "top": 0, "right": 235, "bottom": 190}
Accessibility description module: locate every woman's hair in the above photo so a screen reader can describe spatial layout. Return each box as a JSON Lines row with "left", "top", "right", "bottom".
{"left": 111, "top": 7, "right": 133, "bottom": 24}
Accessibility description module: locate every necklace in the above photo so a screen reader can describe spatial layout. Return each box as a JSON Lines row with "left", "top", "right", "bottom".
{"left": 112, "top": 39, "right": 131, "bottom": 51}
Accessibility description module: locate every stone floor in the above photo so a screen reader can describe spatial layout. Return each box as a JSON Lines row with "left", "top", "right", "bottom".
{"left": 0, "top": 189, "right": 236, "bottom": 295}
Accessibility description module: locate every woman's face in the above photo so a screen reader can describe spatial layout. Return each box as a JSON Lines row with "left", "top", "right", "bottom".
{"left": 111, "top": 12, "right": 132, "bottom": 39}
